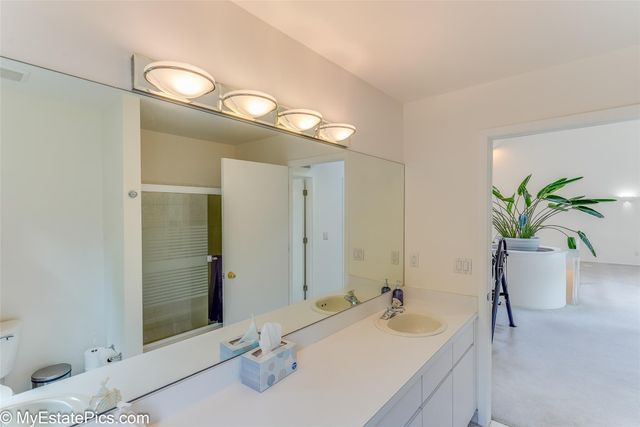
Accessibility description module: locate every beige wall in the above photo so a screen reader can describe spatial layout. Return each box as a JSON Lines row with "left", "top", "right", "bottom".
{"left": 404, "top": 46, "right": 640, "bottom": 296}
{"left": 346, "top": 152, "right": 404, "bottom": 285}
{"left": 235, "top": 135, "right": 338, "bottom": 166}
{"left": 141, "top": 130, "right": 237, "bottom": 188}
{"left": 0, "top": 0, "right": 403, "bottom": 163}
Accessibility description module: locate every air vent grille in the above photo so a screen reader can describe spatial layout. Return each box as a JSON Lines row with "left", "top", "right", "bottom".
{"left": 0, "top": 67, "right": 26, "bottom": 82}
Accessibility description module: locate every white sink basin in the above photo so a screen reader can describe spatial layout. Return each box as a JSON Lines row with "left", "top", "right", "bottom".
{"left": 312, "top": 295, "right": 353, "bottom": 314}
{"left": 376, "top": 312, "right": 447, "bottom": 337}
{"left": 1, "top": 395, "right": 88, "bottom": 427}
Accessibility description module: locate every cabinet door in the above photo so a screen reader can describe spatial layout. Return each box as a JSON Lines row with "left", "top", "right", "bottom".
{"left": 422, "top": 374, "right": 453, "bottom": 427}
{"left": 453, "top": 346, "right": 476, "bottom": 427}
{"left": 407, "top": 409, "right": 422, "bottom": 427}
{"left": 373, "top": 380, "right": 422, "bottom": 427}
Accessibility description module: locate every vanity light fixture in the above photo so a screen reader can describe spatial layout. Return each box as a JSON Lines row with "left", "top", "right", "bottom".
{"left": 317, "top": 123, "right": 357, "bottom": 143}
{"left": 278, "top": 109, "right": 323, "bottom": 132}
{"left": 222, "top": 90, "right": 278, "bottom": 119}
{"left": 133, "top": 54, "right": 357, "bottom": 144}
{"left": 143, "top": 61, "right": 216, "bottom": 101}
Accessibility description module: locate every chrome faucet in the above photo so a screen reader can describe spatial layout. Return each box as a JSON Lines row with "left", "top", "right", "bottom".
{"left": 380, "top": 305, "right": 405, "bottom": 320}
{"left": 344, "top": 290, "right": 361, "bottom": 306}
{"left": 107, "top": 344, "right": 122, "bottom": 363}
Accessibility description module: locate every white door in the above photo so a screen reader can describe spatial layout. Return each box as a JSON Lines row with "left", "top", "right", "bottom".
{"left": 222, "top": 158, "right": 289, "bottom": 325}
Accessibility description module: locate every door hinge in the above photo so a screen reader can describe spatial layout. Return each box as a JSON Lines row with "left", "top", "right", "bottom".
{"left": 303, "top": 237, "right": 308, "bottom": 244}
{"left": 302, "top": 189, "right": 308, "bottom": 197}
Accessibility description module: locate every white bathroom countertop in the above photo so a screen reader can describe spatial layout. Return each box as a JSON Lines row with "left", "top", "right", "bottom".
{"left": 1, "top": 281, "right": 381, "bottom": 408}
{"left": 152, "top": 290, "right": 477, "bottom": 427}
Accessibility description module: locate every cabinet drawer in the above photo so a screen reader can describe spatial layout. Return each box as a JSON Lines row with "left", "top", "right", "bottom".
{"left": 422, "top": 344, "right": 452, "bottom": 401}
{"left": 374, "top": 379, "right": 422, "bottom": 427}
{"left": 452, "top": 321, "right": 474, "bottom": 363}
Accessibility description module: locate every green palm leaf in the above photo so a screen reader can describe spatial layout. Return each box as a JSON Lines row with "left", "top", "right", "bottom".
{"left": 544, "top": 195, "right": 570, "bottom": 205}
{"left": 517, "top": 175, "right": 532, "bottom": 196}
{"left": 536, "top": 177, "right": 583, "bottom": 198}
{"left": 578, "top": 231, "right": 596, "bottom": 257}
{"left": 573, "top": 206, "right": 604, "bottom": 218}
{"left": 570, "top": 198, "right": 616, "bottom": 205}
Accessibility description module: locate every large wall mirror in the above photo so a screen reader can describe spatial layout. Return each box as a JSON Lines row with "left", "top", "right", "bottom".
{"left": 0, "top": 57, "right": 403, "bottom": 410}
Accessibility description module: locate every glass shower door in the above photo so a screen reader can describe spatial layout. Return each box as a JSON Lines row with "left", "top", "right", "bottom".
{"left": 141, "top": 192, "right": 210, "bottom": 345}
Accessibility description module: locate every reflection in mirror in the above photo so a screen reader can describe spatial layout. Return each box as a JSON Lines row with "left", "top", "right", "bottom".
{"left": 0, "top": 57, "right": 403, "bottom": 412}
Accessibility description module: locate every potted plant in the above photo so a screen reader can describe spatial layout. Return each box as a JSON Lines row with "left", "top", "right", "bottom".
{"left": 492, "top": 175, "right": 615, "bottom": 254}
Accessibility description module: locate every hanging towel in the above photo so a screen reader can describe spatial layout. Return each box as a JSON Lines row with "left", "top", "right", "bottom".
{"left": 208, "top": 255, "right": 223, "bottom": 324}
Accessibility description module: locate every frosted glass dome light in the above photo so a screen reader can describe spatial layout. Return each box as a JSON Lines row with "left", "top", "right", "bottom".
{"left": 144, "top": 61, "right": 216, "bottom": 100}
{"left": 278, "top": 109, "right": 323, "bottom": 132}
{"left": 317, "top": 123, "right": 356, "bottom": 143}
{"left": 222, "top": 90, "right": 278, "bottom": 119}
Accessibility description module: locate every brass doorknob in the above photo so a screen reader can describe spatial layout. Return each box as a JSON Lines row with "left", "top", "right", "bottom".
{"left": 227, "top": 271, "right": 236, "bottom": 279}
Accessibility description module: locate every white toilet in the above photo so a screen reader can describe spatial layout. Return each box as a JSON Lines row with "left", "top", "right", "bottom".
{"left": 0, "top": 319, "right": 21, "bottom": 399}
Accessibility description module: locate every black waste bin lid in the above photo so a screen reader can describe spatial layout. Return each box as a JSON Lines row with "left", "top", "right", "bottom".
{"left": 31, "top": 363, "right": 71, "bottom": 383}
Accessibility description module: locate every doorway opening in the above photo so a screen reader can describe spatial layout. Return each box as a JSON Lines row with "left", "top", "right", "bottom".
{"left": 488, "top": 118, "right": 640, "bottom": 427}
{"left": 290, "top": 160, "right": 345, "bottom": 304}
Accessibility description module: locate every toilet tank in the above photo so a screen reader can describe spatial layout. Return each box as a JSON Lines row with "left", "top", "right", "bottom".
{"left": 0, "top": 320, "right": 21, "bottom": 379}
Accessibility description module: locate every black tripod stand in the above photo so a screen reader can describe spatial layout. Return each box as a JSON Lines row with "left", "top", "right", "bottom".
{"left": 492, "top": 238, "right": 516, "bottom": 340}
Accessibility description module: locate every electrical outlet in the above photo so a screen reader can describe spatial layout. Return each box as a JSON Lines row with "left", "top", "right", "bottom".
{"left": 410, "top": 252, "right": 419, "bottom": 268}
{"left": 464, "top": 258, "right": 472, "bottom": 274}
{"left": 454, "top": 257, "right": 473, "bottom": 275}
{"left": 391, "top": 250, "right": 400, "bottom": 265}
{"left": 454, "top": 258, "right": 463, "bottom": 273}
{"left": 353, "top": 248, "right": 365, "bottom": 261}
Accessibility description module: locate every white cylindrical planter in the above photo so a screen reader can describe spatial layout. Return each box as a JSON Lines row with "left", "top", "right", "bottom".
{"left": 505, "top": 246, "right": 567, "bottom": 309}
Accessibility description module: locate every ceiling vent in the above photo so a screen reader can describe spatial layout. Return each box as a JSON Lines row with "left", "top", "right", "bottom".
{"left": 0, "top": 67, "right": 28, "bottom": 82}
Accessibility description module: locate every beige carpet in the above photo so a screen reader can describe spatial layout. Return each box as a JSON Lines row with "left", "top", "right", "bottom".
{"left": 492, "top": 262, "right": 640, "bottom": 427}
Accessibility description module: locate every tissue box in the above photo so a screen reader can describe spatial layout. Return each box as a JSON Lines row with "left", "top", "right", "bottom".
{"left": 220, "top": 335, "right": 260, "bottom": 362}
{"left": 240, "top": 340, "right": 297, "bottom": 392}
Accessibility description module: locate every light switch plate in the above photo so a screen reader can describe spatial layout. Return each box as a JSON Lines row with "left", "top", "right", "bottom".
{"left": 391, "top": 250, "right": 400, "bottom": 265}
{"left": 353, "top": 248, "right": 365, "bottom": 261}
{"left": 410, "top": 252, "right": 419, "bottom": 268}
{"left": 454, "top": 257, "right": 472, "bottom": 275}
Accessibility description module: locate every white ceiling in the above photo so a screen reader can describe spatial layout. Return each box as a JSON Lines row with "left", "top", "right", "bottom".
{"left": 235, "top": 1, "right": 640, "bottom": 102}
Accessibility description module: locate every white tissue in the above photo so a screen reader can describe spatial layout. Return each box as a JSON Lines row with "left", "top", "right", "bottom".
{"left": 237, "top": 316, "right": 259, "bottom": 345}
{"left": 259, "top": 322, "right": 282, "bottom": 355}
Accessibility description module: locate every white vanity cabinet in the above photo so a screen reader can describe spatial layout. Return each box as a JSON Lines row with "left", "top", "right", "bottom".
{"left": 422, "top": 374, "right": 453, "bottom": 427}
{"left": 367, "top": 319, "right": 477, "bottom": 427}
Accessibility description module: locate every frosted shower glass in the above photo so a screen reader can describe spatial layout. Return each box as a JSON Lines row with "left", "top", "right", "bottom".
{"left": 142, "top": 192, "right": 209, "bottom": 344}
